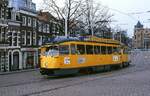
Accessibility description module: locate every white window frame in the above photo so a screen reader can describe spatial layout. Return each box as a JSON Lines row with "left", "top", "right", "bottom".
{"left": 22, "top": 30, "right": 26, "bottom": 45}
{"left": 43, "top": 24, "right": 46, "bottom": 33}
{"left": 47, "top": 24, "right": 49, "bottom": 33}
{"left": 28, "top": 17, "right": 32, "bottom": 27}
{"left": 38, "top": 21, "right": 42, "bottom": 32}
{"left": 33, "top": 18, "right": 36, "bottom": 28}
{"left": 22, "top": 16, "right": 26, "bottom": 26}
{"left": 33, "top": 31, "right": 36, "bottom": 45}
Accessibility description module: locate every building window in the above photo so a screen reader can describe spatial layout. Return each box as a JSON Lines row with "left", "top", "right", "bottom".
{"left": 28, "top": 17, "right": 32, "bottom": 26}
{"left": 52, "top": 23, "right": 56, "bottom": 33}
{"left": 16, "top": 30, "right": 20, "bottom": 46}
{"left": 27, "top": 31, "right": 32, "bottom": 45}
{"left": 1, "top": 28, "right": 5, "bottom": 41}
{"left": 47, "top": 24, "right": 49, "bottom": 33}
{"left": 30, "top": 31, "right": 32, "bottom": 45}
{"left": 43, "top": 24, "right": 46, "bottom": 33}
{"left": 38, "top": 35, "right": 42, "bottom": 45}
{"left": 12, "top": 30, "right": 16, "bottom": 46}
{"left": 42, "top": 36, "right": 45, "bottom": 43}
{"left": 1, "top": 7, "right": 4, "bottom": 19}
{"left": 33, "top": 31, "right": 36, "bottom": 45}
{"left": 22, "top": 30, "right": 26, "bottom": 45}
{"left": 22, "top": 16, "right": 26, "bottom": 26}
{"left": 33, "top": 18, "right": 36, "bottom": 28}
{"left": 38, "top": 21, "right": 42, "bottom": 32}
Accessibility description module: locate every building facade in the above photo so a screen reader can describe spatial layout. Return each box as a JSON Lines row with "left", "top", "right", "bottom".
{"left": 37, "top": 11, "right": 60, "bottom": 46}
{"left": 7, "top": 0, "right": 39, "bottom": 71}
{"left": 133, "top": 21, "right": 150, "bottom": 49}
{"left": 0, "top": 0, "right": 9, "bottom": 72}
{"left": 1, "top": 0, "right": 61, "bottom": 72}
{"left": 0, "top": 0, "right": 39, "bottom": 72}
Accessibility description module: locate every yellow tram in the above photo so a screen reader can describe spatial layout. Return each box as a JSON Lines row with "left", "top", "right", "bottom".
{"left": 39, "top": 36, "right": 130, "bottom": 76}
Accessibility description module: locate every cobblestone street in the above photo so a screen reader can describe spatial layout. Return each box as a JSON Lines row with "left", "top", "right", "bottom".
{"left": 0, "top": 51, "right": 150, "bottom": 96}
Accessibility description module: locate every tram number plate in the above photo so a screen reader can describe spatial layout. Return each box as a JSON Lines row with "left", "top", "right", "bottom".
{"left": 64, "top": 57, "right": 70, "bottom": 64}
{"left": 113, "top": 55, "right": 119, "bottom": 61}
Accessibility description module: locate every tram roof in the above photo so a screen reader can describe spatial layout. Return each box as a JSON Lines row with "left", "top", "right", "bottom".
{"left": 43, "top": 36, "right": 120, "bottom": 45}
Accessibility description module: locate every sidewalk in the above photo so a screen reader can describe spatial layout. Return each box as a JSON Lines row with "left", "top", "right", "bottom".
{"left": 0, "top": 68, "right": 39, "bottom": 75}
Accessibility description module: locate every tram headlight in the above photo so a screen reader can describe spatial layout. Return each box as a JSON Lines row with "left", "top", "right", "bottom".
{"left": 44, "top": 62, "right": 48, "bottom": 67}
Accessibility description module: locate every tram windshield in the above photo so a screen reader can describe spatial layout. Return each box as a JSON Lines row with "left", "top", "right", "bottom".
{"left": 41, "top": 45, "right": 69, "bottom": 56}
{"left": 44, "top": 46, "right": 59, "bottom": 56}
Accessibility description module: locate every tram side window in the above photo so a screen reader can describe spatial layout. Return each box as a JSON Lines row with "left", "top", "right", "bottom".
{"left": 70, "top": 44, "right": 76, "bottom": 54}
{"left": 101, "top": 46, "right": 106, "bottom": 54}
{"left": 94, "top": 46, "right": 100, "bottom": 54}
{"left": 123, "top": 48, "right": 128, "bottom": 54}
{"left": 86, "top": 45, "right": 94, "bottom": 54}
{"left": 107, "top": 46, "right": 112, "bottom": 54}
{"left": 77, "top": 44, "right": 85, "bottom": 54}
{"left": 113, "top": 47, "right": 117, "bottom": 53}
{"left": 59, "top": 45, "right": 69, "bottom": 55}
{"left": 113, "top": 47, "right": 119, "bottom": 53}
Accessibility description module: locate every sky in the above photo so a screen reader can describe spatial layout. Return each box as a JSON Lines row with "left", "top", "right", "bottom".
{"left": 32, "top": 0, "right": 150, "bottom": 37}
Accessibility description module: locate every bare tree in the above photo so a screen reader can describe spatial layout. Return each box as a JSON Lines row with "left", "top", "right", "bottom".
{"left": 43, "top": 0, "right": 113, "bottom": 37}
{"left": 43, "top": 0, "right": 85, "bottom": 36}
{"left": 78, "top": 0, "right": 113, "bottom": 37}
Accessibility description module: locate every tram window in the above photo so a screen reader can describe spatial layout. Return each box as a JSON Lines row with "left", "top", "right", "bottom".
{"left": 113, "top": 47, "right": 117, "bottom": 53}
{"left": 86, "top": 45, "right": 93, "bottom": 54}
{"left": 59, "top": 45, "right": 69, "bottom": 55}
{"left": 101, "top": 46, "right": 106, "bottom": 54}
{"left": 123, "top": 48, "right": 128, "bottom": 54}
{"left": 113, "top": 47, "right": 119, "bottom": 53}
{"left": 70, "top": 44, "right": 76, "bottom": 54}
{"left": 45, "top": 46, "right": 59, "bottom": 56}
{"left": 77, "top": 44, "right": 85, "bottom": 54}
{"left": 94, "top": 46, "right": 100, "bottom": 54}
{"left": 107, "top": 46, "right": 112, "bottom": 54}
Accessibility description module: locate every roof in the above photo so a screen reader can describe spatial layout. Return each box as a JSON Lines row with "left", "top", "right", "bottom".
{"left": 135, "top": 21, "right": 143, "bottom": 28}
{"left": 43, "top": 36, "right": 120, "bottom": 45}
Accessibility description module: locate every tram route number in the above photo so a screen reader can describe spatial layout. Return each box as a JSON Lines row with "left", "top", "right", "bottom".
{"left": 113, "top": 55, "right": 119, "bottom": 61}
{"left": 64, "top": 57, "right": 70, "bottom": 64}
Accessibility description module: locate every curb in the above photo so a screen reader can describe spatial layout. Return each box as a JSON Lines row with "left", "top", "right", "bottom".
{"left": 0, "top": 68, "right": 39, "bottom": 75}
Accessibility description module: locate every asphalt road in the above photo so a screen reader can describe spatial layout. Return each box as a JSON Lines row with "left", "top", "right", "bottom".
{"left": 0, "top": 51, "right": 150, "bottom": 96}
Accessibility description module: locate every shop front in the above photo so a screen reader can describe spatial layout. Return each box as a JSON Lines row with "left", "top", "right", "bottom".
{"left": 21, "top": 48, "right": 39, "bottom": 69}
{"left": 8, "top": 49, "right": 22, "bottom": 71}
